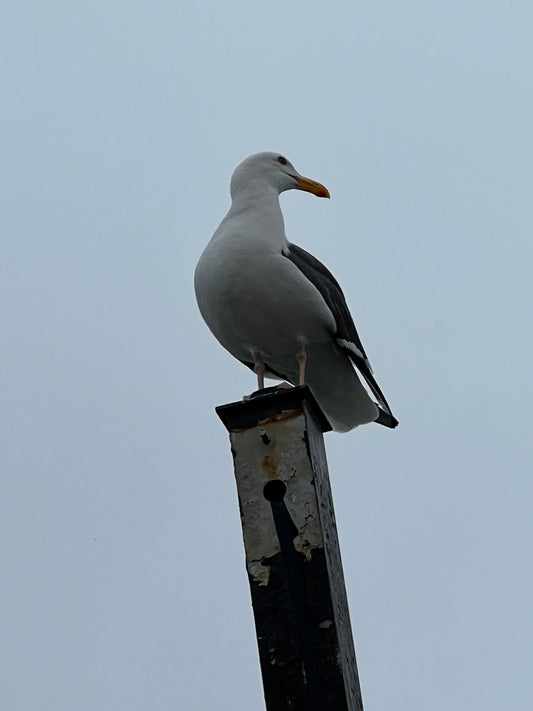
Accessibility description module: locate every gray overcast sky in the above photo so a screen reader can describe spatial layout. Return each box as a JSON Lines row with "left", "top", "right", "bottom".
{"left": 2, "top": 2, "right": 532, "bottom": 709}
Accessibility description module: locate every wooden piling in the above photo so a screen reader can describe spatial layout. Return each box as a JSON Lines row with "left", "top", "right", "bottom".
{"left": 217, "top": 386, "right": 364, "bottom": 711}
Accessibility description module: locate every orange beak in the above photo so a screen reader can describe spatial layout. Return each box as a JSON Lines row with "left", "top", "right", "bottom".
{"left": 294, "top": 175, "right": 330, "bottom": 199}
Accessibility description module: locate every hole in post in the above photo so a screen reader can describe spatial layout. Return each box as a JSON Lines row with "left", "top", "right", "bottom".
{"left": 260, "top": 429, "right": 271, "bottom": 445}
{"left": 263, "top": 479, "right": 287, "bottom": 502}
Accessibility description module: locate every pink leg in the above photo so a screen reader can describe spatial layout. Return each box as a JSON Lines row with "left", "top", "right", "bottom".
{"left": 254, "top": 353, "right": 265, "bottom": 390}
{"left": 296, "top": 344, "right": 307, "bottom": 386}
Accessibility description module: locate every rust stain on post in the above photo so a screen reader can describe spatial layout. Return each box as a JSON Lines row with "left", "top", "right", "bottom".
{"left": 225, "top": 408, "right": 303, "bottom": 433}
{"left": 261, "top": 454, "right": 278, "bottom": 479}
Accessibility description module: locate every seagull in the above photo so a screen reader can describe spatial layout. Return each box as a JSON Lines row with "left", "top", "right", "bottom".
{"left": 194, "top": 152, "right": 398, "bottom": 432}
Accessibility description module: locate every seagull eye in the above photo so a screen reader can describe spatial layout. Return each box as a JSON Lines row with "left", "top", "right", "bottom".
{"left": 277, "top": 155, "right": 287, "bottom": 165}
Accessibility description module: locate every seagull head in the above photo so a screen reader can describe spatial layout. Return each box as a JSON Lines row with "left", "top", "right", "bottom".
{"left": 230, "top": 152, "right": 330, "bottom": 200}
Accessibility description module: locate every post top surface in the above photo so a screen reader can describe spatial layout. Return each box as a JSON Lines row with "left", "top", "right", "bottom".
{"left": 216, "top": 385, "right": 332, "bottom": 433}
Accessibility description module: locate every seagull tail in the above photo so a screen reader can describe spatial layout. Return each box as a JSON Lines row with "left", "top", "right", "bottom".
{"left": 375, "top": 408, "right": 399, "bottom": 429}
{"left": 349, "top": 356, "right": 399, "bottom": 429}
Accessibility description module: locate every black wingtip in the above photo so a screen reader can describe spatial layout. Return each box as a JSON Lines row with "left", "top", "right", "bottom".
{"left": 375, "top": 408, "right": 399, "bottom": 429}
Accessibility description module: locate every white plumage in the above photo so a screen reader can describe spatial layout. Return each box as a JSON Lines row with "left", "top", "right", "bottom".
{"left": 194, "top": 152, "right": 398, "bottom": 432}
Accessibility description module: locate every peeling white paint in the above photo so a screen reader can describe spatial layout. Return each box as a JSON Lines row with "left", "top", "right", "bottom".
{"left": 230, "top": 411, "right": 325, "bottom": 585}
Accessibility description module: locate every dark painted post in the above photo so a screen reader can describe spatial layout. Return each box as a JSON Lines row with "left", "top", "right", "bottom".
{"left": 216, "top": 385, "right": 365, "bottom": 711}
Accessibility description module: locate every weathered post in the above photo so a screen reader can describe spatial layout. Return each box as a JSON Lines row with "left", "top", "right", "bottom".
{"left": 216, "top": 385, "right": 364, "bottom": 711}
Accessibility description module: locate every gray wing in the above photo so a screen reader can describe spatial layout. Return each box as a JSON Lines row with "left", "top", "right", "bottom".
{"left": 284, "top": 242, "right": 398, "bottom": 429}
